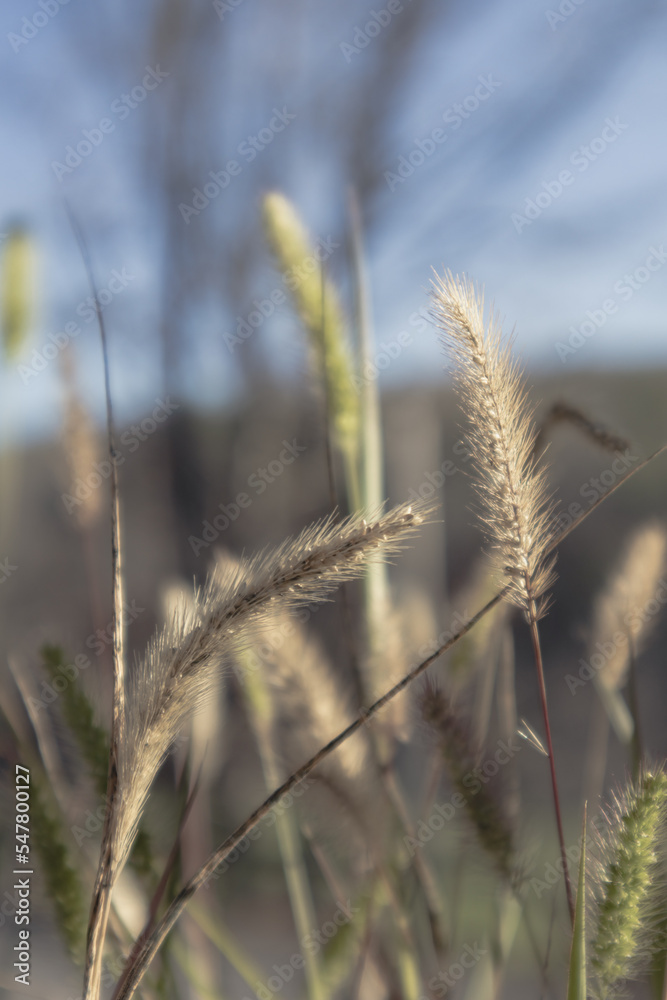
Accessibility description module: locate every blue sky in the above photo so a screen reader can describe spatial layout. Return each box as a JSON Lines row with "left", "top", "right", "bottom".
{"left": 1, "top": 0, "right": 666, "bottom": 441}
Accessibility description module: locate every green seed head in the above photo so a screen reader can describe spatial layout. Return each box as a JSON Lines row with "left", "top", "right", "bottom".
{"left": 262, "top": 192, "right": 359, "bottom": 460}
{"left": 591, "top": 766, "right": 667, "bottom": 998}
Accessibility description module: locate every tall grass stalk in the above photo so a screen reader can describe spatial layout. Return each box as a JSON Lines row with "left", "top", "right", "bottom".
{"left": 242, "top": 653, "right": 327, "bottom": 1000}
{"left": 430, "top": 270, "right": 574, "bottom": 921}
{"left": 70, "top": 216, "right": 127, "bottom": 1000}
{"left": 348, "top": 191, "right": 387, "bottom": 647}
{"left": 349, "top": 191, "right": 391, "bottom": 703}
{"left": 348, "top": 193, "right": 448, "bottom": 955}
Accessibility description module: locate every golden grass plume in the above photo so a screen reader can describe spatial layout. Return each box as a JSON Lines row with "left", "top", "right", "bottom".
{"left": 430, "top": 270, "right": 556, "bottom": 619}
{"left": 112, "top": 500, "right": 430, "bottom": 877}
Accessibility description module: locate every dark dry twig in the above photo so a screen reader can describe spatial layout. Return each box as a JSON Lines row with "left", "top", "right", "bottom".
{"left": 532, "top": 401, "right": 631, "bottom": 459}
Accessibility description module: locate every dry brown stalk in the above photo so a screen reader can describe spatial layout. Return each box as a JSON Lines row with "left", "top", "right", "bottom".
{"left": 532, "top": 401, "right": 631, "bottom": 459}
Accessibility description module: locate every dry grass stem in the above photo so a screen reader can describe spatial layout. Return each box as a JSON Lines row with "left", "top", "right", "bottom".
{"left": 68, "top": 212, "right": 129, "bottom": 1000}
{"left": 533, "top": 401, "right": 631, "bottom": 459}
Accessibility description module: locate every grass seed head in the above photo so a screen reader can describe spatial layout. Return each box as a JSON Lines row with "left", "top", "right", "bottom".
{"left": 430, "top": 270, "right": 557, "bottom": 620}
{"left": 591, "top": 766, "right": 667, "bottom": 998}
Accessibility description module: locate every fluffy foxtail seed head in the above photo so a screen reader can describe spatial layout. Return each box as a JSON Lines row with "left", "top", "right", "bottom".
{"left": 430, "top": 270, "right": 557, "bottom": 619}
{"left": 112, "top": 500, "right": 432, "bottom": 877}
{"left": 262, "top": 191, "right": 359, "bottom": 458}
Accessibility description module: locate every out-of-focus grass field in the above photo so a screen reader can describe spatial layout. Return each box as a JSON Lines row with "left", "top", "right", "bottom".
{"left": 1, "top": 365, "right": 665, "bottom": 997}
{"left": 2, "top": 0, "right": 667, "bottom": 994}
